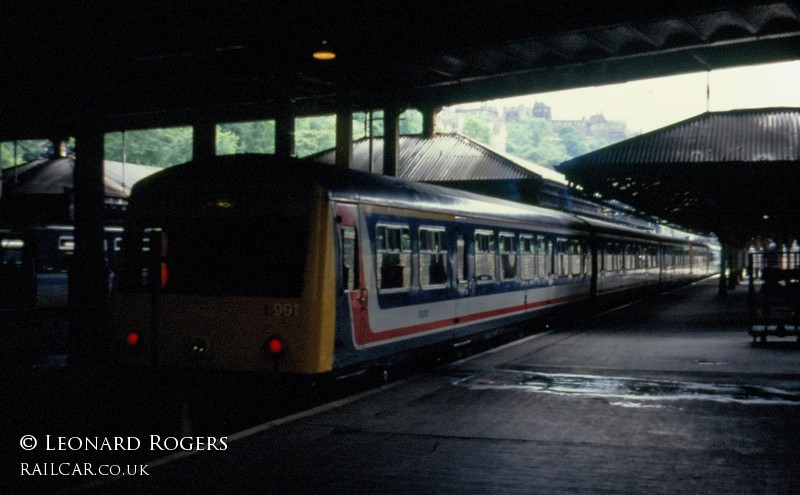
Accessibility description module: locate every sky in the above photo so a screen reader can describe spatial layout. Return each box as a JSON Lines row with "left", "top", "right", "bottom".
{"left": 472, "top": 60, "right": 800, "bottom": 134}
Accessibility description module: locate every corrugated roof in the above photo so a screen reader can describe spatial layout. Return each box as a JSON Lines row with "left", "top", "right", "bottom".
{"left": 310, "top": 133, "right": 567, "bottom": 183}
{"left": 556, "top": 107, "right": 800, "bottom": 240}
{"left": 2, "top": 158, "right": 160, "bottom": 196}
{"left": 560, "top": 108, "right": 800, "bottom": 167}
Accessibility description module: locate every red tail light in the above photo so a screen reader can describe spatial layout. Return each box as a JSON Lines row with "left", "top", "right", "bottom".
{"left": 264, "top": 336, "right": 284, "bottom": 357}
{"left": 126, "top": 332, "right": 141, "bottom": 347}
{"left": 160, "top": 262, "right": 168, "bottom": 289}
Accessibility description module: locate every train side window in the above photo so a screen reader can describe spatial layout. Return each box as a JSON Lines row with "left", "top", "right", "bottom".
{"left": 474, "top": 230, "right": 496, "bottom": 282}
{"left": 605, "top": 243, "right": 620, "bottom": 272}
{"left": 58, "top": 235, "right": 75, "bottom": 272}
{"left": 419, "top": 227, "right": 448, "bottom": 289}
{"left": 456, "top": 235, "right": 468, "bottom": 284}
{"left": 648, "top": 246, "right": 659, "bottom": 269}
{"left": 499, "top": 233, "right": 517, "bottom": 280}
{"left": 520, "top": 235, "right": 535, "bottom": 280}
{"left": 537, "top": 236, "right": 550, "bottom": 277}
{"left": 341, "top": 227, "right": 358, "bottom": 291}
{"left": 624, "top": 244, "right": 635, "bottom": 270}
{"left": 1, "top": 238, "right": 25, "bottom": 267}
{"left": 375, "top": 224, "right": 411, "bottom": 292}
{"left": 570, "top": 239, "right": 583, "bottom": 276}
{"left": 556, "top": 238, "right": 569, "bottom": 276}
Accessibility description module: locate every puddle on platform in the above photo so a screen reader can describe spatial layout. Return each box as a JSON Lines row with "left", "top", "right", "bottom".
{"left": 455, "top": 369, "right": 800, "bottom": 406}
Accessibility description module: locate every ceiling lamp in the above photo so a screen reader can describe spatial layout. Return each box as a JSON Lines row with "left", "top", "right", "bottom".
{"left": 312, "top": 40, "right": 336, "bottom": 61}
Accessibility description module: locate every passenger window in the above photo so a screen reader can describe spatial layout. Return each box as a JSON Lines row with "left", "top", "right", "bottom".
{"left": 571, "top": 239, "right": 587, "bottom": 276}
{"left": 499, "top": 233, "right": 517, "bottom": 280}
{"left": 419, "top": 227, "right": 448, "bottom": 289}
{"left": 537, "top": 236, "right": 550, "bottom": 277}
{"left": 456, "top": 235, "right": 468, "bottom": 284}
{"left": 557, "top": 238, "right": 569, "bottom": 276}
{"left": 375, "top": 224, "right": 411, "bottom": 292}
{"left": 520, "top": 235, "right": 535, "bottom": 280}
{"left": 624, "top": 244, "right": 636, "bottom": 270}
{"left": 474, "top": 230, "right": 496, "bottom": 282}
{"left": 341, "top": 227, "right": 358, "bottom": 291}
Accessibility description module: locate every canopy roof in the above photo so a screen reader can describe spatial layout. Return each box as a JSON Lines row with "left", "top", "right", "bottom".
{"left": 557, "top": 108, "right": 800, "bottom": 242}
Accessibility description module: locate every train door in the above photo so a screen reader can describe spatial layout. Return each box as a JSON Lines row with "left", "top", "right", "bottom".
{"left": 335, "top": 203, "right": 368, "bottom": 347}
{"left": 141, "top": 227, "right": 168, "bottom": 365}
{"left": 454, "top": 232, "right": 474, "bottom": 327}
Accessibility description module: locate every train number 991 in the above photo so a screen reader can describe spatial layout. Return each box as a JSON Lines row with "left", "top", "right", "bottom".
{"left": 267, "top": 303, "right": 300, "bottom": 317}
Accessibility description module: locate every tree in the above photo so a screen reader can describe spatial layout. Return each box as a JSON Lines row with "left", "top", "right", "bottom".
{"left": 559, "top": 126, "right": 590, "bottom": 158}
{"left": 461, "top": 117, "right": 491, "bottom": 144}
{"left": 217, "top": 120, "right": 276, "bottom": 155}
{"left": 506, "top": 119, "right": 569, "bottom": 168}
{"left": 294, "top": 115, "right": 336, "bottom": 158}
{"left": 399, "top": 109, "right": 422, "bottom": 135}
{"left": 1, "top": 139, "right": 51, "bottom": 169}
{"left": 104, "top": 127, "right": 192, "bottom": 168}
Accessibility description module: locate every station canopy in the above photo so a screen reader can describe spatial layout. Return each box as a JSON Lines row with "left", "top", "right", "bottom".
{"left": 557, "top": 108, "right": 800, "bottom": 243}
{"left": 2, "top": 1, "right": 800, "bottom": 136}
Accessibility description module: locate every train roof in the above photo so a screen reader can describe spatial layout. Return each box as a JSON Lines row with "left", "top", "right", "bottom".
{"left": 129, "top": 154, "right": 709, "bottom": 246}
{"left": 129, "top": 154, "right": 589, "bottom": 232}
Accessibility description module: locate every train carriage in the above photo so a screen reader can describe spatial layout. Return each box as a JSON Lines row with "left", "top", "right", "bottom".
{"left": 111, "top": 154, "right": 713, "bottom": 377}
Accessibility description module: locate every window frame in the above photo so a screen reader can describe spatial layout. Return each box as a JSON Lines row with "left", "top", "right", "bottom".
{"left": 418, "top": 226, "right": 448, "bottom": 290}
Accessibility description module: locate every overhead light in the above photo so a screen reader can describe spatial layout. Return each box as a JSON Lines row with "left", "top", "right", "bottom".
{"left": 312, "top": 40, "right": 336, "bottom": 61}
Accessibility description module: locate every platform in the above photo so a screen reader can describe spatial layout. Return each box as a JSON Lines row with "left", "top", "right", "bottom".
{"left": 8, "top": 277, "right": 800, "bottom": 494}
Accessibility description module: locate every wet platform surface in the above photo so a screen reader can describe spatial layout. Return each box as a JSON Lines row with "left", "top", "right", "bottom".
{"left": 8, "top": 278, "right": 800, "bottom": 494}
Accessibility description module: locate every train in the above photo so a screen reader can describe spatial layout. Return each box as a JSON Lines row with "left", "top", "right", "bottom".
{"left": 110, "top": 154, "right": 716, "bottom": 377}
{"left": 0, "top": 225, "right": 124, "bottom": 308}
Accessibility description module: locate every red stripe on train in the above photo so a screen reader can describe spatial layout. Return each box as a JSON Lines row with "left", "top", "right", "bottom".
{"left": 351, "top": 292, "right": 589, "bottom": 346}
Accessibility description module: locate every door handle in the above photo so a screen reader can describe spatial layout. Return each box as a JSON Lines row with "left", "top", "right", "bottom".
{"left": 359, "top": 288, "right": 368, "bottom": 309}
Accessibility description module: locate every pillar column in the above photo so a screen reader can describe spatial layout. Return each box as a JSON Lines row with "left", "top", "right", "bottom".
{"left": 192, "top": 119, "right": 216, "bottom": 164}
{"left": 335, "top": 108, "right": 353, "bottom": 168}
{"left": 383, "top": 107, "right": 400, "bottom": 177}
{"left": 275, "top": 101, "right": 295, "bottom": 158}
{"left": 69, "top": 124, "right": 108, "bottom": 366}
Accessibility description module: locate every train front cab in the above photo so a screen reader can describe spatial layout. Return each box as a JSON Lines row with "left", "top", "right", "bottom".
{"left": 111, "top": 184, "right": 338, "bottom": 376}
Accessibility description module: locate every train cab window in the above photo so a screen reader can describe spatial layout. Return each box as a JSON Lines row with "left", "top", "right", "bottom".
{"left": 419, "top": 227, "right": 447, "bottom": 289}
{"left": 520, "top": 235, "right": 535, "bottom": 280}
{"left": 499, "top": 233, "right": 517, "bottom": 280}
{"left": 341, "top": 227, "right": 358, "bottom": 291}
{"left": 474, "top": 230, "right": 496, "bottom": 282}
{"left": 119, "top": 219, "right": 310, "bottom": 297}
{"left": 375, "top": 224, "right": 411, "bottom": 292}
